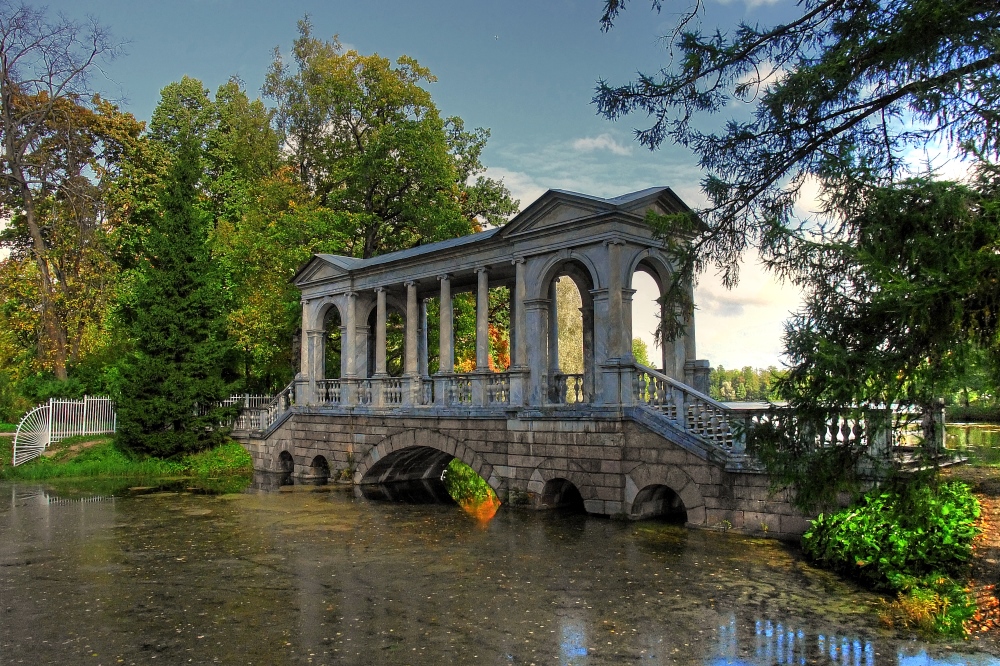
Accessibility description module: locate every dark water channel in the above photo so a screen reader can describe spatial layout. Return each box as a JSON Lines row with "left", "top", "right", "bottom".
{"left": 2, "top": 477, "right": 999, "bottom": 666}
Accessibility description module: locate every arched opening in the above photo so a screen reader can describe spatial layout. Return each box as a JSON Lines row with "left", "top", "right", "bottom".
{"left": 630, "top": 268, "right": 663, "bottom": 371}
{"left": 306, "top": 455, "right": 330, "bottom": 485}
{"left": 544, "top": 261, "right": 596, "bottom": 404}
{"left": 278, "top": 450, "right": 294, "bottom": 473}
{"left": 630, "top": 484, "right": 687, "bottom": 523}
{"left": 358, "top": 446, "right": 499, "bottom": 517}
{"left": 322, "top": 306, "right": 343, "bottom": 379}
{"left": 629, "top": 258, "right": 690, "bottom": 382}
{"left": 540, "top": 478, "right": 586, "bottom": 513}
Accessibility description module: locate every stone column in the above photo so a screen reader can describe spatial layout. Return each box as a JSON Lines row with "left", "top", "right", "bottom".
{"left": 605, "top": 240, "right": 626, "bottom": 360}
{"left": 437, "top": 274, "right": 453, "bottom": 374}
{"left": 404, "top": 281, "right": 419, "bottom": 375}
{"left": 418, "top": 299, "right": 429, "bottom": 377}
{"left": 507, "top": 258, "right": 528, "bottom": 407}
{"left": 622, "top": 287, "right": 636, "bottom": 360}
{"left": 374, "top": 287, "right": 387, "bottom": 377}
{"left": 343, "top": 292, "right": 357, "bottom": 377}
{"left": 511, "top": 258, "right": 527, "bottom": 368}
{"left": 404, "top": 281, "right": 419, "bottom": 405}
{"left": 547, "top": 279, "right": 560, "bottom": 377}
{"left": 524, "top": 298, "right": 550, "bottom": 406}
{"left": 581, "top": 304, "right": 595, "bottom": 403}
{"left": 304, "top": 329, "right": 325, "bottom": 405}
{"left": 475, "top": 267, "right": 490, "bottom": 371}
{"left": 342, "top": 291, "right": 357, "bottom": 405}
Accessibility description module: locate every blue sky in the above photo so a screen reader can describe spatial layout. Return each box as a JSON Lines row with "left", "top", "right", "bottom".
{"left": 43, "top": 0, "right": 803, "bottom": 369}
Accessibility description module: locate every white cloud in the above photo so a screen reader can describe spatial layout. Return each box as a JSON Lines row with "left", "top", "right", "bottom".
{"left": 482, "top": 166, "right": 548, "bottom": 211}
{"left": 571, "top": 133, "right": 632, "bottom": 156}
{"left": 693, "top": 259, "right": 802, "bottom": 369}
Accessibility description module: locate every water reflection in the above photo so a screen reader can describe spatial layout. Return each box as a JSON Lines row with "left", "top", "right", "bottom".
{"left": 947, "top": 423, "right": 1000, "bottom": 465}
{"left": 2, "top": 481, "right": 997, "bottom": 665}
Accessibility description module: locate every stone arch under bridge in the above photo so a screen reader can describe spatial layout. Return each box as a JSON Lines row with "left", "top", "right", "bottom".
{"left": 354, "top": 429, "right": 499, "bottom": 493}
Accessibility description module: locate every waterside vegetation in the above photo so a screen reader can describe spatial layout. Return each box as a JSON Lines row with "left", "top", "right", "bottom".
{"left": 0, "top": 437, "right": 252, "bottom": 487}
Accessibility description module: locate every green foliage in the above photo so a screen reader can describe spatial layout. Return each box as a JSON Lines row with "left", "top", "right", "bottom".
{"left": 709, "top": 365, "right": 784, "bottom": 402}
{"left": 442, "top": 458, "right": 496, "bottom": 504}
{"left": 115, "top": 121, "right": 237, "bottom": 457}
{"left": 597, "top": 0, "right": 1000, "bottom": 301}
{"left": 0, "top": 437, "right": 251, "bottom": 481}
{"left": 802, "top": 480, "right": 981, "bottom": 636}
{"left": 947, "top": 405, "right": 1000, "bottom": 424}
{"left": 778, "top": 175, "right": 1000, "bottom": 411}
{"left": 631, "top": 338, "right": 650, "bottom": 367}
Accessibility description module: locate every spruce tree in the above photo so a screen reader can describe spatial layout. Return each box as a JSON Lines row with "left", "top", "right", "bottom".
{"left": 116, "top": 135, "right": 236, "bottom": 457}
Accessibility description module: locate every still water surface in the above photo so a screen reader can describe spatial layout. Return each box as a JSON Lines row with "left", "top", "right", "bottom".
{"left": 1, "top": 477, "right": 998, "bottom": 666}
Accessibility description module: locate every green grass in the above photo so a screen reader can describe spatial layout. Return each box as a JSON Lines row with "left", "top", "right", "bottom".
{"left": 0, "top": 437, "right": 252, "bottom": 482}
{"left": 0, "top": 423, "right": 16, "bottom": 433}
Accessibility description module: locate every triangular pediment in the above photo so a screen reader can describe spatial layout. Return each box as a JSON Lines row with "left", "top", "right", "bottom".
{"left": 292, "top": 254, "right": 357, "bottom": 287}
{"left": 500, "top": 190, "right": 614, "bottom": 237}
{"left": 500, "top": 187, "right": 693, "bottom": 238}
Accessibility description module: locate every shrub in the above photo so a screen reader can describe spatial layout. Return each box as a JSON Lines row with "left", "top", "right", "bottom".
{"left": 442, "top": 458, "right": 495, "bottom": 504}
{"left": 803, "top": 480, "right": 981, "bottom": 637}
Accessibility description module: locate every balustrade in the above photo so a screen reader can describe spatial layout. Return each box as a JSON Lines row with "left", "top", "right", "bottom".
{"left": 317, "top": 379, "right": 342, "bottom": 405}
{"left": 486, "top": 373, "right": 510, "bottom": 405}
{"left": 633, "top": 364, "right": 736, "bottom": 450}
{"left": 447, "top": 375, "right": 474, "bottom": 405}
{"left": 549, "top": 373, "right": 587, "bottom": 404}
{"left": 357, "top": 380, "right": 373, "bottom": 405}
{"left": 382, "top": 378, "right": 404, "bottom": 405}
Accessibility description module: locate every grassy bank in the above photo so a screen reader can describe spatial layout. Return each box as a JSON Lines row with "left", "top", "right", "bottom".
{"left": 0, "top": 436, "right": 252, "bottom": 483}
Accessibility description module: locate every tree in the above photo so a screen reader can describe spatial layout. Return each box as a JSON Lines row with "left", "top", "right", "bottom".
{"left": 264, "top": 19, "right": 516, "bottom": 259}
{"left": 0, "top": 2, "right": 122, "bottom": 380}
{"left": 115, "top": 131, "right": 236, "bottom": 457}
{"left": 596, "top": 0, "right": 1000, "bottom": 339}
{"left": 779, "top": 172, "right": 1000, "bottom": 412}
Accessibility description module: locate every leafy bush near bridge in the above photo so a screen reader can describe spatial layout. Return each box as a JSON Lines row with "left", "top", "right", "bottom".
{"left": 443, "top": 458, "right": 495, "bottom": 504}
{"left": 802, "top": 480, "right": 981, "bottom": 636}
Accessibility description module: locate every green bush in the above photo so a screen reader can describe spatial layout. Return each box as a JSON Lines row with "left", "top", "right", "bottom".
{"left": 442, "top": 458, "right": 495, "bottom": 503}
{"left": 803, "top": 480, "right": 981, "bottom": 637}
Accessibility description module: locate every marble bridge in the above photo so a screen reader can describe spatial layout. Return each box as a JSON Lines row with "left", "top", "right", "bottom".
{"left": 236, "top": 187, "right": 819, "bottom": 538}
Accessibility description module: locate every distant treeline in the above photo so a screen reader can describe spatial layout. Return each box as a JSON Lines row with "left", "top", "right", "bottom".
{"left": 708, "top": 366, "right": 785, "bottom": 403}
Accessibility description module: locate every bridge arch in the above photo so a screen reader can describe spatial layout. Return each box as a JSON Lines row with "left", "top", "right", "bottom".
{"left": 624, "top": 463, "right": 707, "bottom": 525}
{"left": 354, "top": 430, "right": 499, "bottom": 493}
{"left": 525, "top": 460, "right": 599, "bottom": 511}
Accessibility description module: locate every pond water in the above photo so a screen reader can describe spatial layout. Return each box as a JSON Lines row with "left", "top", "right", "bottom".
{"left": 947, "top": 424, "right": 1000, "bottom": 466}
{"left": 1, "top": 478, "right": 998, "bottom": 666}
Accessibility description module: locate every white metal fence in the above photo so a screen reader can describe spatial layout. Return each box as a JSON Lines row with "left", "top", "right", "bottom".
{"left": 13, "top": 396, "right": 117, "bottom": 466}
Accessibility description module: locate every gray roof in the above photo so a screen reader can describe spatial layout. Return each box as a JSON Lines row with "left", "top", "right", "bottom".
{"left": 315, "top": 227, "right": 501, "bottom": 271}
{"left": 307, "top": 187, "right": 681, "bottom": 275}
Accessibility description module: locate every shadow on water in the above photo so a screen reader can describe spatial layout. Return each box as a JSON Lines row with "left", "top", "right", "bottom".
{"left": 357, "top": 477, "right": 456, "bottom": 504}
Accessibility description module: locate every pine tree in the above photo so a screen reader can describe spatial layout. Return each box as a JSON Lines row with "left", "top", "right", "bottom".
{"left": 115, "top": 136, "right": 236, "bottom": 457}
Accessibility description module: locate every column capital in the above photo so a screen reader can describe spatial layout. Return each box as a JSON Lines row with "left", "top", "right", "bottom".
{"left": 511, "top": 256, "right": 525, "bottom": 265}
{"left": 437, "top": 274, "right": 451, "bottom": 282}
{"left": 374, "top": 286, "right": 386, "bottom": 293}
{"left": 475, "top": 266, "right": 489, "bottom": 275}
{"left": 523, "top": 298, "right": 551, "bottom": 310}
{"left": 344, "top": 290, "right": 358, "bottom": 299}
{"left": 404, "top": 280, "right": 417, "bottom": 288}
